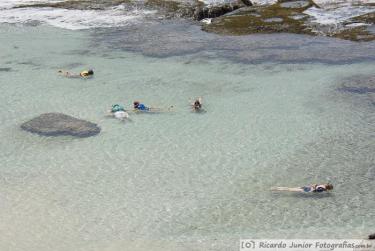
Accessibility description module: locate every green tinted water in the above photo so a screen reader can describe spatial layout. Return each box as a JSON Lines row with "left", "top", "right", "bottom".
{"left": 0, "top": 24, "right": 374, "bottom": 251}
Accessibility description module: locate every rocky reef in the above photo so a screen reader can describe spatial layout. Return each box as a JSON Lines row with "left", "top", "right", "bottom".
{"left": 13, "top": 0, "right": 375, "bottom": 41}
{"left": 21, "top": 113, "right": 101, "bottom": 138}
{"left": 203, "top": 1, "right": 315, "bottom": 36}
{"left": 202, "top": 0, "right": 375, "bottom": 41}
{"left": 339, "top": 75, "right": 375, "bottom": 94}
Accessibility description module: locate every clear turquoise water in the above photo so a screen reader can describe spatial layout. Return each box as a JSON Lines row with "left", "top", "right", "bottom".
{"left": 0, "top": 24, "right": 374, "bottom": 251}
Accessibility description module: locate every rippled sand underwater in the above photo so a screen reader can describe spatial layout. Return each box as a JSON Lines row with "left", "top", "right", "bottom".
{"left": 0, "top": 24, "right": 374, "bottom": 251}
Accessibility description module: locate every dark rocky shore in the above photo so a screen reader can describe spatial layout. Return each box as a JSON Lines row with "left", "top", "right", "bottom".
{"left": 21, "top": 113, "right": 101, "bottom": 137}
{"left": 15, "top": 0, "right": 375, "bottom": 42}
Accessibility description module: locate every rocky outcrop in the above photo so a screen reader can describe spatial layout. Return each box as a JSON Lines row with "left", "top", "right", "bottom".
{"left": 202, "top": 1, "right": 314, "bottom": 35}
{"left": 21, "top": 113, "right": 101, "bottom": 137}
{"left": 201, "top": 0, "right": 375, "bottom": 42}
{"left": 194, "top": 2, "right": 247, "bottom": 21}
{"left": 370, "top": 233, "right": 375, "bottom": 239}
{"left": 13, "top": 0, "right": 375, "bottom": 42}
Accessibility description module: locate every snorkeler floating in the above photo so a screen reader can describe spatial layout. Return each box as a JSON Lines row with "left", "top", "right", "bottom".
{"left": 133, "top": 101, "right": 150, "bottom": 111}
{"left": 191, "top": 97, "right": 203, "bottom": 112}
{"left": 58, "top": 69, "right": 94, "bottom": 78}
{"left": 271, "top": 183, "right": 333, "bottom": 193}
{"left": 133, "top": 101, "right": 174, "bottom": 113}
{"left": 108, "top": 104, "right": 129, "bottom": 120}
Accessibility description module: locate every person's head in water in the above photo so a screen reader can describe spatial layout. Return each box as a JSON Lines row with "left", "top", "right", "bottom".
{"left": 194, "top": 100, "right": 202, "bottom": 109}
{"left": 133, "top": 101, "right": 140, "bottom": 108}
{"left": 80, "top": 69, "right": 94, "bottom": 77}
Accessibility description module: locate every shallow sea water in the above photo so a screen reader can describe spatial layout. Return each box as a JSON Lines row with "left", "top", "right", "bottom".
{"left": 0, "top": 24, "right": 374, "bottom": 251}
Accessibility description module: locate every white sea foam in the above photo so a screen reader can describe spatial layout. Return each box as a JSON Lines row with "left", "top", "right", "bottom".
{"left": 0, "top": 1, "right": 156, "bottom": 30}
{"left": 304, "top": 5, "right": 374, "bottom": 26}
{"left": 312, "top": 0, "right": 375, "bottom": 8}
{"left": 0, "top": 0, "right": 62, "bottom": 9}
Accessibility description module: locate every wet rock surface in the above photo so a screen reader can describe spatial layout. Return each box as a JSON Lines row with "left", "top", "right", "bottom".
{"left": 202, "top": 1, "right": 314, "bottom": 36}
{"left": 194, "top": 3, "right": 245, "bottom": 21}
{"left": 14, "top": 0, "right": 375, "bottom": 41}
{"left": 202, "top": 1, "right": 375, "bottom": 41}
{"left": 21, "top": 113, "right": 101, "bottom": 137}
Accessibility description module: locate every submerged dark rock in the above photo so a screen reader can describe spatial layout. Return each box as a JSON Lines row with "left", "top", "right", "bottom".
{"left": 338, "top": 86, "right": 375, "bottom": 94}
{"left": 338, "top": 75, "right": 375, "bottom": 106}
{"left": 21, "top": 113, "right": 100, "bottom": 137}
{"left": 339, "top": 75, "right": 375, "bottom": 94}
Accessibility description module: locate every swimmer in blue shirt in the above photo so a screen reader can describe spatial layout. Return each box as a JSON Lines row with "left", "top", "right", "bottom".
{"left": 133, "top": 101, "right": 150, "bottom": 111}
{"left": 271, "top": 183, "right": 333, "bottom": 193}
{"left": 133, "top": 101, "right": 174, "bottom": 113}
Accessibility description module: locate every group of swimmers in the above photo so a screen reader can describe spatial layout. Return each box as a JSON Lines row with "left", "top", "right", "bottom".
{"left": 58, "top": 69, "right": 333, "bottom": 194}
{"left": 108, "top": 98, "right": 203, "bottom": 120}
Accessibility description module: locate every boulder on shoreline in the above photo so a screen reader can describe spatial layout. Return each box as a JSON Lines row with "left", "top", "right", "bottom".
{"left": 21, "top": 113, "right": 101, "bottom": 138}
{"left": 369, "top": 233, "right": 375, "bottom": 239}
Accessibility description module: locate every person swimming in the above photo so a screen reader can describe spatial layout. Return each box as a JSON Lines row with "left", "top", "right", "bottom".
{"left": 133, "top": 101, "right": 150, "bottom": 111}
{"left": 132, "top": 101, "right": 174, "bottom": 113}
{"left": 271, "top": 183, "right": 333, "bottom": 193}
{"left": 58, "top": 69, "right": 94, "bottom": 78}
{"left": 80, "top": 69, "right": 94, "bottom": 77}
{"left": 108, "top": 104, "right": 129, "bottom": 120}
{"left": 193, "top": 98, "right": 202, "bottom": 111}
{"left": 110, "top": 104, "right": 125, "bottom": 113}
